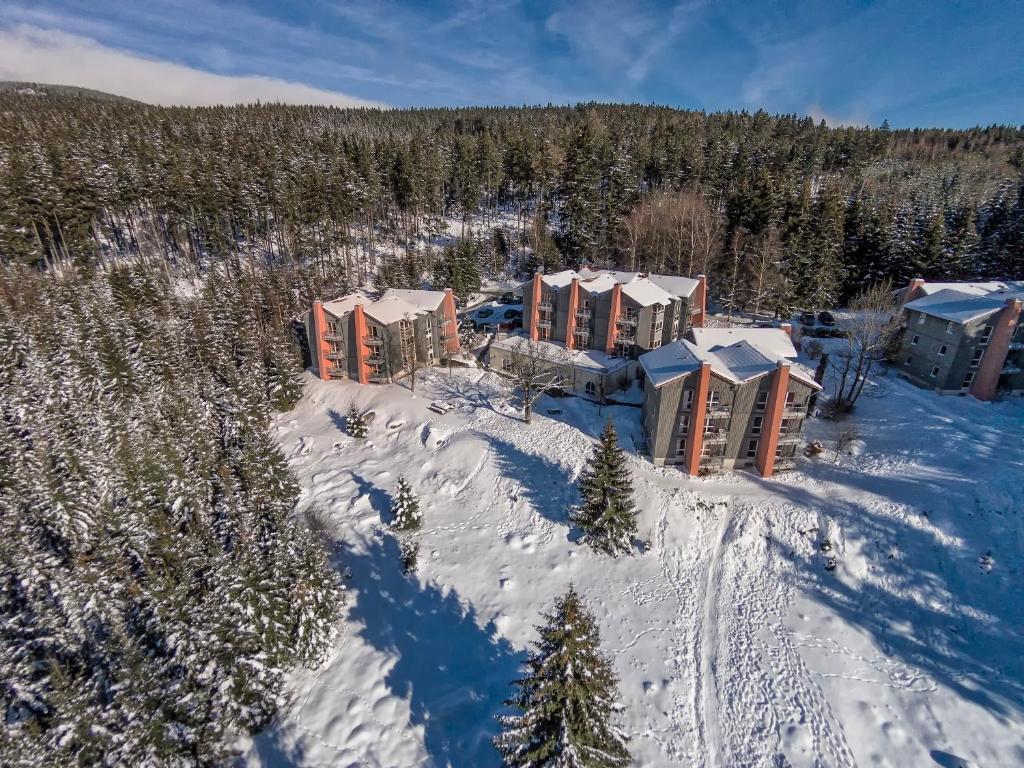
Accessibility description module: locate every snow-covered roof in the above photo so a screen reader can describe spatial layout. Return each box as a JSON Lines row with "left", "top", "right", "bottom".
{"left": 381, "top": 288, "right": 446, "bottom": 312}
{"left": 579, "top": 274, "right": 618, "bottom": 294}
{"left": 647, "top": 273, "right": 700, "bottom": 298}
{"left": 904, "top": 289, "right": 1009, "bottom": 324}
{"left": 638, "top": 339, "right": 703, "bottom": 386}
{"left": 364, "top": 296, "right": 423, "bottom": 325}
{"left": 322, "top": 291, "right": 373, "bottom": 318}
{"left": 622, "top": 279, "right": 675, "bottom": 307}
{"left": 641, "top": 328, "right": 820, "bottom": 390}
{"left": 540, "top": 270, "right": 578, "bottom": 289}
{"left": 919, "top": 280, "right": 1024, "bottom": 298}
{"left": 490, "top": 334, "right": 631, "bottom": 373}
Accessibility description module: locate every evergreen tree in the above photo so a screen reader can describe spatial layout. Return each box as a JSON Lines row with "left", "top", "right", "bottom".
{"left": 570, "top": 421, "right": 637, "bottom": 556}
{"left": 347, "top": 404, "right": 368, "bottom": 439}
{"left": 495, "top": 585, "right": 630, "bottom": 768}
{"left": 390, "top": 476, "right": 422, "bottom": 530}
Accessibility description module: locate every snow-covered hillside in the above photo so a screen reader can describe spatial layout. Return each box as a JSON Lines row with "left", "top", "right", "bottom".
{"left": 244, "top": 364, "right": 1024, "bottom": 767}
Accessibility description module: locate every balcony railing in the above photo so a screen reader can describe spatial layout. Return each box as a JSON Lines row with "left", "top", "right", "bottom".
{"left": 363, "top": 336, "right": 384, "bottom": 346}
{"left": 1008, "top": 341, "right": 1024, "bottom": 351}
{"left": 774, "top": 459, "right": 797, "bottom": 471}
{"left": 782, "top": 407, "right": 806, "bottom": 419}
{"left": 699, "top": 456, "right": 725, "bottom": 468}
{"left": 1003, "top": 364, "right": 1023, "bottom": 374}
{"left": 616, "top": 315, "right": 637, "bottom": 328}
{"left": 328, "top": 368, "right": 348, "bottom": 379}
{"left": 706, "top": 405, "right": 731, "bottom": 418}
{"left": 536, "top": 319, "right": 552, "bottom": 329}
{"left": 324, "top": 333, "right": 345, "bottom": 342}
{"left": 615, "top": 335, "right": 634, "bottom": 345}
{"left": 574, "top": 327, "right": 590, "bottom": 336}
{"left": 703, "top": 431, "right": 728, "bottom": 444}
{"left": 777, "top": 434, "right": 803, "bottom": 446}
{"left": 576, "top": 308, "right": 591, "bottom": 319}
{"left": 367, "top": 354, "right": 385, "bottom": 364}
{"left": 537, "top": 301, "right": 553, "bottom": 311}
{"left": 369, "top": 374, "right": 390, "bottom": 384}
{"left": 325, "top": 351, "right": 346, "bottom": 361}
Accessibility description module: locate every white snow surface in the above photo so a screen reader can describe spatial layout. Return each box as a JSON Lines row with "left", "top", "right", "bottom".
{"left": 245, "top": 363, "right": 1024, "bottom": 768}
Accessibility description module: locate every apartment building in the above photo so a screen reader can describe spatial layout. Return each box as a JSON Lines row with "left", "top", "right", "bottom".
{"left": 522, "top": 267, "right": 707, "bottom": 355}
{"left": 304, "top": 288, "right": 459, "bottom": 384}
{"left": 639, "top": 326, "right": 821, "bottom": 478}
{"left": 896, "top": 278, "right": 1024, "bottom": 400}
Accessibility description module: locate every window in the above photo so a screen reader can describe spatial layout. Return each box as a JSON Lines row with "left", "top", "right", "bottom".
{"left": 585, "top": 381, "right": 597, "bottom": 397}
{"left": 700, "top": 444, "right": 712, "bottom": 457}
{"left": 679, "top": 414, "right": 690, "bottom": 431}
{"left": 755, "top": 391, "right": 769, "bottom": 410}
{"left": 682, "top": 390, "right": 694, "bottom": 411}
{"left": 775, "top": 446, "right": 783, "bottom": 458}
{"left": 963, "top": 372, "right": 975, "bottom": 387}
{"left": 945, "top": 321, "right": 955, "bottom": 335}
{"left": 703, "top": 417, "right": 716, "bottom": 435}
{"left": 905, "top": 356, "right": 913, "bottom": 366}
{"left": 676, "top": 437, "right": 687, "bottom": 455}
{"left": 751, "top": 416, "right": 763, "bottom": 436}
{"left": 911, "top": 334, "right": 919, "bottom": 345}
{"left": 917, "top": 313, "right": 926, "bottom": 325}
{"left": 938, "top": 344, "right": 948, "bottom": 356}
{"left": 785, "top": 391, "right": 796, "bottom": 407}
{"left": 970, "top": 348, "right": 984, "bottom": 369}
{"left": 707, "top": 390, "right": 721, "bottom": 406}
{"left": 501, "top": 357, "right": 514, "bottom": 372}
{"left": 746, "top": 439, "right": 758, "bottom": 458}
{"left": 979, "top": 326, "right": 993, "bottom": 346}
{"left": 930, "top": 366, "right": 940, "bottom": 378}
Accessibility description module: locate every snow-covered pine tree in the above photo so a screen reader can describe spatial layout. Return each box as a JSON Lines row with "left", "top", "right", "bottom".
{"left": 390, "top": 476, "right": 422, "bottom": 530}
{"left": 570, "top": 420, "right": 638, "bottom": 556}
{"left": 347, "top": 404, "right": 367, "bottom": 438}
{"left": 494, "top": 585, "right": 630, "bottom": 767}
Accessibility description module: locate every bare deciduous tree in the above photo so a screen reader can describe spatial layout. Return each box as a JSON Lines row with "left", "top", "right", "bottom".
{"left": 505, "top": 340, "right": 570, "bottom": 423}
{"left": 828, "top": 279, "right": 901, "bottom": 412}
{"left": 830, "top": 419, "right": 859, "bottom": 462}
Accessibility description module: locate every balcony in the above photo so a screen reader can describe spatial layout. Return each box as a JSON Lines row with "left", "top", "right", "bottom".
{"left": 703, "top": 431, "right": 728, "bottom": 445}
{"left": 777, "top": 434, "right": 804, "bottom": 446}
{"left": 706, "top": 405, "right": 731, "bottom": 418}
{"left": 369, "top": 374, "right": 390, "bottom": 384}
{"left": 1008, "top": 341, "right": 1024, "bottom": 351}
{"left": 699, "top": 456, "right": 725, "bottom": 470}
{"left": 325, "top": 351, "right": 346, "bottom": 361}
{"left": 536, "top": 319, "right": 552, "bottom": 329}
{"left": 575, "top": 308, "right": 591, "bottom": 320}
{"left": 324, "top": 333, "right": 345, "bottom": 342}
{"left": 1003, "top": 364, "right": 1023, "bottom": 375}
{"left": 574, "top": 326, "right": 590, "bottom": 337}
{"left": 774, "top": 459, "right": 797, "bottom": 471}
{"left": 328, "top": 368, "right": 348, "bottom": 379}
{"left": 537, "top": 301, "right": 554, "bottom": 311}
{"left": 616, "top": 315, "right": 637, "bottom": 328}
{"left": 782, "top": 408, "right": 806, "bottom": 419}
{"left": 363, "top": 336, "right": 384, "bottom": 346}
{"left": 614, "top": 335, "right": 634, "bottom": 346}
{"left": 367, "top": 354, "right": 385, "bottom": 364}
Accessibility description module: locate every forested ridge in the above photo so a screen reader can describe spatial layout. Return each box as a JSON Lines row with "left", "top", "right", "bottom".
{"left": 1, "top": 95, "right": 1022, "bottom": 310}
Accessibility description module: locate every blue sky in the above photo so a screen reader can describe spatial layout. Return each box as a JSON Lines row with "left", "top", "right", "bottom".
{"left": 1, "top": 0, "right": 1022, "bottom": 127}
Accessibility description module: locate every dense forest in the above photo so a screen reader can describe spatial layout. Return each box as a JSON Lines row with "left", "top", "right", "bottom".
{"left": 1, "top": 94, "right": 1022, "bottom": 312}
{"left": 1, "top": 92, "right": 1023, "bottom": 764}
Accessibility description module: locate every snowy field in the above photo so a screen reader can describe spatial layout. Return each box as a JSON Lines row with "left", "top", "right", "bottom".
{"left": 244, "top": 364, "right": 1024, "bottom": 768}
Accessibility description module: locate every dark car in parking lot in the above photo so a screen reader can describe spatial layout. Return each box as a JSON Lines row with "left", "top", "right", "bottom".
{"left": 799, "top": 312, "right": 817, "bottom": 326}
{"left": 817, "top": 310, "right": 836, "bottom": 326}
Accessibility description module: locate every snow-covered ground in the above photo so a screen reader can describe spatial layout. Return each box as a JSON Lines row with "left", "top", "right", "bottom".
{"left": 245, "top": 362, "right": 1024, "bottom": 768}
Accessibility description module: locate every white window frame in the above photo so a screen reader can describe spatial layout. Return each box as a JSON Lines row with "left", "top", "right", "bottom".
{"left": 682, "top": 390, "right": 694, "bottom": 411}
{"left": 905, "top": 356, "right": 913, "bottom": 366}
{"left": 746, "top": 439, "right": 758, "bottom": 458}
{"left": 707, "top": 390, "right": 721, "bottom": 406}
{"left": 963, "top": 371, "right": 975, "bottom": 387}
{"left": 938, "top": 344, "right": 947, "bottom": 356}
{"left": 751, "top": 415, "right": 763, "bottom": 436}
{"left": 755, "top": 390, "right": 769, "bottom": 410}
{"left": 911, "top": 334, "right": 919, "bottom": 345}
{"left": 917, "top": 313, "right": 926, "bottom": 325}
{"left": 979, "top": 326, "right": 993, "bottom": 347}
{"left": 945, "top": 321, "right": 955, "bottom": 335}
{"left": 930, "top": 366, "right": 940, "bottom": 378}
{"left": 584, "top": 381, "right": 597, "bottom": 397}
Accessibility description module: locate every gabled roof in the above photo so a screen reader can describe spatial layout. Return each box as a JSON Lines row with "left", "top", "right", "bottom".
{"left": 578, "top": 273, "right": 619, "bottom": 294}
{"left": 539, "top": 270, "right": 578, "bottom": 289}
{"left": 363, "top": 295, "right": 422, "bottom": 325}
{"left": 919, "top": 281, "right": 1024, "bottom": 298}
{"left": 640, "top": 328, "right": 820, "bottom": 390}
{"left": 647, "top": 273, "right": 700, "bottom": 298}
{"left": 904, "top": 289, "right": 1008, "bottom": 324}
{"left": 381, "top": 288, "right": 446, "bottom": 312}
{"left": 323, "top": 291, "right": 373, "bottom": 318}
{"left": 622, "top": 279, "right": 675, "bottom": 307}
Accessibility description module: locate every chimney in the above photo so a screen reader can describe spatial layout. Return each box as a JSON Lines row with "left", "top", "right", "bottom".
{"left": 903, "top": 277, "right": 926, "bottom": 306}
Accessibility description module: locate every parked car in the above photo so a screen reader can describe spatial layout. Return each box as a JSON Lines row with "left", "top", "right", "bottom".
{"left": 477, "top": 307, "right": 494, "bottom": 319}
{"left": 817, "top": 310, "right": 836, "bottom": 326}
{"left": 799, "top": 312, "right": 817, "bottom": 327}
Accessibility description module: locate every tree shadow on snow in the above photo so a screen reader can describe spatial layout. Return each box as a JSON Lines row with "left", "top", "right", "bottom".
{"left": 342, "top": 533, "right": 526, "bottom": 767}
{"left": 350, "top": 472, "right": 393, "bottom": 524}
{"left": 430, "top": 372, "right": 512, "bottom": 418}
{"left": 327, "top": 407, "right": 349, "bottom": 434}
{"left": 749, "top": 463, "right": 1024, "bottom": 724}
{"left": 476, "top": 431, "right": 583, "bottom": 537}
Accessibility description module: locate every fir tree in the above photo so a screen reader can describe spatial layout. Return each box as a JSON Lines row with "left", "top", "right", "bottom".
{"left": 495, "top": 585, "right": 630, "bottom": 768}
{"left": 390, "top": 476, "right": 422, "bottom": 530}
{"left": 570, "top": 420, "right": 638, "bottom": 556}
{"left": 347, "top": 404, "right": 367, "bottom": 439}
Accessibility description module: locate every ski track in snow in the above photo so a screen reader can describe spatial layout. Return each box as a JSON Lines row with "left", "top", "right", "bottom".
{"left": 246, "top": 368, "right": 1024, "bottom": 768}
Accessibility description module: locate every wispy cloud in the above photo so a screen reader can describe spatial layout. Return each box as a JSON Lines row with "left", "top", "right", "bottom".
{"left": 0, "top": 25, "right": 384, "bottom": 107}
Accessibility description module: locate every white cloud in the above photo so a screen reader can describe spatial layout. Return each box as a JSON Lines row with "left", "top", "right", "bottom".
{"left": 0, "top": 25, "right": 386, "bottom": 108}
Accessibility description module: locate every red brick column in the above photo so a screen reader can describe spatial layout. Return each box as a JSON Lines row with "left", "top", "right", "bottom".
{"left": 442, "top": 288, "right": 459, "bottom": 356}
{"left": 605, "top": 283, "right": 622, "bottom": 355}
{"left": 529, "top": 272, "right": 542, "bottom": 342}
{"left": 780, "top": 322, "right": 798, "bottom": 352}
{"left": 352, "top": 304, "right": 371, "bottom": 385}
{"left": 683, "top": 363, "right": 711, "bottom": 476}
{"left": 970, "top": 299, "right": 1022, "bottom": 402}
{"left": 755, "top": 363, "right": 790, "bottom": 478}
{"left": 312, "top": 301, "right": 331, "bottom": 381}
{"left": 902, "top": 277, "right": 926, "bottom": 306}
{"left": 565, "top": 277, "right": 580, "bottom": 350}
{"left": 694, "top": 274, "right": 707, "bottom": 328}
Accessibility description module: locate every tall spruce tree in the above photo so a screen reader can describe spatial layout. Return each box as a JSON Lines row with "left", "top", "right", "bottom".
{"left": 495, "top": 585, "right": 630, "bottom": 768}
{"left": 390, "top": 476, "right": 422, "bottom": 530}
{"left": 570, "top": 420, "right": 638, "bottom": 556}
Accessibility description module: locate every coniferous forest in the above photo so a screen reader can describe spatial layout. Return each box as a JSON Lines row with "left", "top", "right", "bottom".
{"left": 1, "top": 90, "right": 1024, "bottom": 764}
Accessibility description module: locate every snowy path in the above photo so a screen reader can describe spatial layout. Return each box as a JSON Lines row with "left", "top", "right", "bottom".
{"left": 246, "top": 368, "right": 1024, "bottom": 768}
